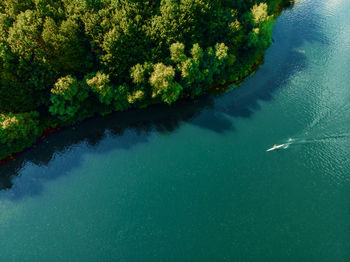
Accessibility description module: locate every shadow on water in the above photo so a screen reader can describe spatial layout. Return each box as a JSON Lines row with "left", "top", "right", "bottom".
{"left": 0, "top": 1, "right": 325, "bottom": 198}
{"left": 0, "top": 97, "right": 216, "bottom": 199}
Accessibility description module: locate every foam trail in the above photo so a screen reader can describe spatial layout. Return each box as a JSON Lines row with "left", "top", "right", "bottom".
{"left": 291, "top": 132, "right": 350, "bottom": 145}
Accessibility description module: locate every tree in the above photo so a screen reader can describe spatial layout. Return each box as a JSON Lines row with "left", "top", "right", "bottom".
{"left": 130, "top": 62, "right": 153, "bottom": 89}
{"left": 149, "top": 63, "right": 183, "bottom": 104}
{"left": 251, "top": 3, "right": 269, "bottom": 25}
{"left": 86, "top": 71, "right": 114, "bottom": 105}
{"left": 113, "top": 84, "right": 130, "bottom": 111}
{"left": 1, "top": 9, "right": 52, "bottom": 112}
{"left": 42, "top": 17, "right": 93, "bottom": 75}
{"left": 49, "top": 75, "right": 89, "bottom": 120}
{"left": 0, "top": 111, "right": 40, "bottom": 146}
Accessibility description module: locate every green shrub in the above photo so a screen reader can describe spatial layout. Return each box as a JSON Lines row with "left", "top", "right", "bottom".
{"left": 0, "top": 111, "right": 40, "bottom": 146}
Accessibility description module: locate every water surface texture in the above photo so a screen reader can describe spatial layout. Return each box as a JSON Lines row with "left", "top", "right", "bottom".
{"left": 0, "top": 0, "right": 350, "bottom": 261}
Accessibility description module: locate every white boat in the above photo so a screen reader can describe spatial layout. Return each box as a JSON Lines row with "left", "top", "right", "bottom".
{"left": 266, "top": 144, "right": 285, "bottom": 152}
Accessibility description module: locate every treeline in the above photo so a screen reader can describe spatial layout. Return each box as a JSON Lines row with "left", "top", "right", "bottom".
{"left": 0, "top": 0, "right": 293, "bottom": 159}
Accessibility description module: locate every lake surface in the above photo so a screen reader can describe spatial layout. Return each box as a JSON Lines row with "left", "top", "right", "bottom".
{"left": 0, "top": 0, "right": 350, "bottom": 261}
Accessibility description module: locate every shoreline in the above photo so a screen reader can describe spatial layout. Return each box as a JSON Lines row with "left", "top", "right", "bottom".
{"left": 0, "top": 126, "right": 61, "bottom": 167}
{"left": 0, "top": 0, "right": 296, "bottom": 167}
{"left": 0, "top": 56, "right": 265, "bottom": 166}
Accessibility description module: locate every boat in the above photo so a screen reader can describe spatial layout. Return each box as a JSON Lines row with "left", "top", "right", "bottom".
{"left": 266, "top": 144, "right": 285, "bottom": 152}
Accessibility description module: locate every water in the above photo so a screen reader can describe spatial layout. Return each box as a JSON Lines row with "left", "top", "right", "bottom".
{"left": 0, "top": 0, "right": 350, "bottom": 261}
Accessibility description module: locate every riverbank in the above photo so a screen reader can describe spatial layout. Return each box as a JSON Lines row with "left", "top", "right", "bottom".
{"left": 0, "top": 56, "right": 267, "bottom": 165}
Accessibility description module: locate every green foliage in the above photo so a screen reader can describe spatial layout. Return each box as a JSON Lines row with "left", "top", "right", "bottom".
{"left": 49, "top": 75, "right": 88, "bottom": 121}
{"left": 0, "top": 111, "right": 40, "bottom": 146}
{"left": 0, "top": 0, "right": 288, "bottom": 113}
{"left": 130, "top": 62, "right": 153, "bottom": 89}
{"left": 0, "top": 9, "right": 52, "bottom": 112}
{"left": 251, "top": 3, "right": 269, "bottom": 24}
{"left": 42, "top": 17, "right": 93, "bottom": 74}
{"left": 128, "top": 90, "right": 145, "bottom": 104}
{"left": 86, "top": 71, "right": 131, "bottom": 110}
{"left": 170, "top": 42, "right": 186, "bottom": 63}
{"left": 170, "top": 42, "right": 205, "bottom": 95}
{"left": 150, "top": 63, "right": 183, "bottom": 104}
{"left": 86, "top": 71, "right": 113, "bottom": 105}
{"left": 113, "top": 84, "right": 130, "bottom": 111}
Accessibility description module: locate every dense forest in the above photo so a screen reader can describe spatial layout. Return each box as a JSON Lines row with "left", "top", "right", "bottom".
{"left": 0, "top": 0, "right": 293, "bottom": 160}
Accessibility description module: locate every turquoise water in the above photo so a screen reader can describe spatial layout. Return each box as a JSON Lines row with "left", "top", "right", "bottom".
{"left": 1, "top": 0, "right": 350, "bottom": 261}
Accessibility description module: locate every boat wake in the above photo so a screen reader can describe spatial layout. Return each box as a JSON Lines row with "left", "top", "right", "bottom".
{"left": 266, "top": 132, "right": 350, "bottom": 152}
{"left": 277, "top": 101, "right": 350, "bottom": 151}
{"left": 290, "top": 132, "right": 350, "bottom": 145}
